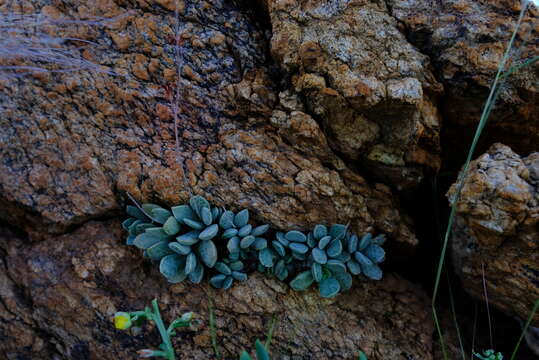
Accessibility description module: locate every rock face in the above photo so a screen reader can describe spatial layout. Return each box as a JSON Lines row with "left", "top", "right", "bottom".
{"left": 0, "top": 0, "right": 416, "bottom": 247}
{"left": 0, "top": 220, "right": 436, "bottom": 360}
{"left": 267, "top": 0, "right": 443, "bottom": 189}
{"left": 447, "top": 144, "right": 539, "bottom": 325}
{"left": 389, "top": 0, "right": 539, "bottom": 165}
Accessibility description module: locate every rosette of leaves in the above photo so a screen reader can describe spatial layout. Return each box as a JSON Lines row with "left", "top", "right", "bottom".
{"left": 343, "top": 232, "right": 386, "bottom": 281}
{"left": 221, "top": 208, "right": 270, "bottom": 262}
{"left": 255, "top": 232, "right": 296, "bottom": 281}
{"left": 209, "top": 258, "right": 248, "bottom": 290}
{"left": 287, "top": 224, "right": 353, "bottom": 298}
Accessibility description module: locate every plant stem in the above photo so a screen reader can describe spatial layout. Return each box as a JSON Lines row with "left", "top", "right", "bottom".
{"left": 152, "top": 299, "right": 176, "bottom": 360}
{"left": 265, "top": 313, "right": 277, "bottom": 350}
{"left": 207, "top": 287, "right": 221, "bottom": 359}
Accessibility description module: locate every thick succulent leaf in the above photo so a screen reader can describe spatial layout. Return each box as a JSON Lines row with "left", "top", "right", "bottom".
{"left": 285, "top": 230, "right": 306, "bottom": 243}
{"left": 147, "top": 241, "right": 174, "bottom": 260}
{"left": 254, "top": 237, "right": 268, "bottom": 250}
{"left": 127, "top": 219, "right": 142, "bottom": 234}
{"left": 240, "top": 235, "right": 256, "bottom": 249}
{"left": 171, "top": 205, "right": 196, "bottom": 224}
{"left": 276, "top": 267, "right": 289, "bottom": 281}
{"left": 219, "top": 210, "right": 236, "bottom": 229}
{"left": 347, "top": 259, "right": 362, "bottom": 275}
{"left": 222, "top": 276, "right": 234, "bottom": 290}
{"left": 291, "top": 251, "right": 306, "bottom": 261}
{"left": 169, "top": 242, "right": 192, "bottom": 255}
{"left": 354, "top": 251, "right": 374, "bottom": 266}
{"left": 290, "top": 271, "right": 314, "bottom": 291}
{"left": 255, "top": 339, "right": 270, "bottom": 360}
{"left": 190, "top": 195, "right": 210, "bottom": 217}
{"left": 251, "top": 224, "right": 269, "bottom": 237}
{"left": 145, "top": 227, "right": 170, "bottom": 240}
{"left": 362, "top": 263, "right": 383, "bottom": 280}
{"left": 227, "top": 237, "right": 241, "bottom": 253}
{"left": 325, "top": 259, "right": 347, "bottom": 273}
{"left": 176, "top": 231, "right": 201, "bottom": 246}
{"left": 163, "top": 216, "right": 181, "bottom": 235}
{"left": 134, "top": 232, "right": 162, "bottom": 249}
{"left": 318, "top": 235, "right": 332, "bottom": 250}
{"left": 329, "top": 224, "right": 347, "bottom": 241}
{"left": 160, "top": 254, "right": 187, "bottom": 282}
{"left": 371, "top": 234, "right": 386, "bottom": 246}
{"left": 126, "top": 205, "right": 149, "bottom": 221}
{"left": 151, "top": 208, "right": 172, "bottom": 224}
{"left": 307, "top": 232, "right": 317, "bottom": 248}
{"left": 275, "top": 259, "right": 286, "bottom": 277}
{"left": 198, "top": 240, "right": 218, "bottom": 268}
{"left": 234, "top": 209, "right": 249, "bottom": 227}
{"left": 122, "top": 218, "right": 136, "bottom": 230}
{"left": 334, "top": 251, "right": 351, "bottom": 263}
{"left": 215, "top": 262, "right": 232, "bottom": 275}
{"left": 126, "top": 234, "right": 136, "bottom": 245}
{"left": 358, "top": 233, "right": 372, "bottom": 251}
{"left": 326, "top": 240, "right": 343, "bottom": 258}
{"left": 229, "top": 261, "right": 244, "bottom": 271}
{"left": 312, "top": 262, "right": 323, "bottom": 282}
{"left": 211, "top": 207, "right": 221, "bottom": 222}
{"left": 276, "top": 232, "right": 289, "bottom": 246}
{"left": 319, "top": 277, "right": 341, "bottom": 298}
{"left": 200, "top": 207, "right": 213, "bottom": 226}
{"left": 313, "top": 224, "right": 327, "bottom": 240}
{"left": 222, "top": 228, "right": 239, "bottom": 239}
{"left": 335, "top": 271, "right": 353, "bottom": 291}
{"left": 238, "top": 224, "right": 252, "bottom": 237}
{"left": 135, "top": 223, "right": 153, "bottom": 235}
{"left": 272, "top": 240, "right": 286, "bottom": 257}
{"left": 365, "top": 244, "right": 385, "bottom": 263}
{"left": 184, "top": 252, "right": 197, "bottom": 275}
{"left": 229, "top": 251, "right": 240, "bottom": 261}
{"left": 232, "top": 271, "right": 247, "bottom": 281}
{"left": 312, "top": 248, "right": 328, "bottom": 264}
{"left": 259, "top": 248, "right": 274, "bottom": 268}
{"left": 188, "top": 262, "right": 204, "bottom": 284}
{"left": 289, "top": 242, "right": 309, "bottom": 254}
{"left": 210, "top": 274, "right": 227, "bottom": 288}
{"left": 199, "top": 224, "right": 219, "bottom": 241}
{"left": 183, "top": 218, "right": 204, "bottom": 230}
{"left": 240, "top": 351, "right": 252, "bottom": 360}
{"left": 141, "top": 203, "right": 161, "bottom": 213}
{"left": 347, "top": 234, "right": 358, "bottom": 253}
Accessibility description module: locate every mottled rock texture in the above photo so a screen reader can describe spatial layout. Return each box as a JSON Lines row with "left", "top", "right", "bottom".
{"left": 389, "top": 0, "right": 539, "bottom": 165}
{"left": 448, "top": 143, "right": 539, "bottom": 325}
{"left": 0, "top": 0, "right": 416, "bottom": 248}
{"left": 267, "top": 0, "right": 443, "bottom": 189}
{"left": 0, "top": 220, "right": 436, "bottom": 360}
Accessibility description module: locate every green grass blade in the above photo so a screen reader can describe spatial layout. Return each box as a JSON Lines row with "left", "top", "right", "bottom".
{"left": 510, "top": 299, "right": 539, "bottom": 360}
{"left": 265, "top": 314, "right": 277, "bottom": 350}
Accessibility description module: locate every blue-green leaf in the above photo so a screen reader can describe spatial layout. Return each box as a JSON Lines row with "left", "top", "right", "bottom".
{"left": 319, "top": 277, "right": 340, "bottom": 298}
{"left": 198, "top": 240, "right": 218, "bottom": 268}
{"left": 163, "top": 216, "right": 181, "bottom": 235}
{"left": 219, "top": 210, "right": 236, "bottom": 229}
{"left": 358, "top": 233, "right": 372, "bottom": 250}
{"left": 365, "top": 244, "right": 385, "bottom": 263}
{"left": 255, "top": 339, "right": 270, "bottom": 360}
{"left": 147, "top": 241, "right": 174, "bottom": 260}
{"left": 254, "top": 237, "right": 268, "bottom": 250}
{"left": 126, "top": 234, "right": 136, "bottom": 245}
{"left": 251, "top": 224, "right": 269, "bottom": 237}
{"left": 133, "top": 232, "right": 162, "bottom": 249}
{"left": 276, "top": 232, "right": 289, "bottom": 246}
{"left": 200, "top": 207, "right": 213, "bottom": 226}
{"left": 188, "top": 262, "right": 204, "bottom": 284}
{"left": 329, "top": 224, "right": 347, "bottom": 241}
{"left": 312, "top": 262, "right": 323, "bottom": 282}
{"left": 354, "top": 251, "right": 373, "bottom": 266}
{"left": 234, "top": 209, "right": 249, "bottom": 227}
{"left": 227, "top": 237, "right": 240, "bottom": 253}
{"left": 362, "top": 264, "right": 382, "bottom": 280}
{"left": 176, "top": 231, "right": 201, "bottom": 246}
{"left": 222, "top": 276, "right": 234, "bottom": 290}
{"left": 285, "top": 230, "right": 306, "bottom": 243}
{"left": 169, "top": 242, "right": 191, "bottom": 255}
{"left": 222, "top": 228, "right": 239, "bottom": 239}
{"left": 325, "top": 259, "right": 346, "bottom": 273}
{"left": 347, "top": 234, "right": 358, "bottom": 253}
{"left": 215, "top": 262, "right": 232, "bottom": 275}
{"left": 232, "top": 271, "right": 247, "bottom": 281}
{"left": 229, "top": 261, "right": 244, "bottom": 271}
{"left": 160, "top": 254, "right": 187, "bottom": 283}
{"left": 371, "top": 234, "right": 386, "bottom": 246}
{"left": 347, "top": 260, "right": 362, "bottom": 275}
{"left": 272, "top": 240, "right": 286, "bottom": 256}
{"left": 240, "top": 235, "right": 256, "bottom": 249}
{"left": 238, "top": 224, "right": 252, "bottom": 237}
{"left": 151, "top": 208, "right": 172, "bottom": 224}
{"left": 122, "top": 218, "right": 136, "bottom": 230}
{"left": 312, "top": 248, "right": 328, "bottom": 264}
{"left": 318, "top": 235, "right": 332, "bottom": 250}
{"left": 313, "top": 224, "right": 327, "bottom": 240}
{"left": 185, "top": 252, "right": 197, "bottom": 274}
{"left": 210, "top": 274, "right": 227, "bottom": 288}
{"left": 289, "top": 242, "right": 308, "bottom": 254}
{"left": 126, "top": 205, "right": 148, "bottom": 221}
{"left": 326, "top": 240, "right": 343, "bottom": 258}
{"left": 199, "top": 224, "right": 219, "bottom": 241}
{"left": 183, "top": 218, "right": 204, "bottom": 230}
{"left": 259, "top": 248, "right": 274, "bottom": 267}
{"left": 171, "top": 205, "right": 196, "bottom": 224}
{"left": 335, "top": 271, "right": 352, "bottom": 290}
{"left": 190, "top": 195, "right": 210, "bottom": 217}
{"left": 290, "top": 270, "right": 314, "bottom": 291}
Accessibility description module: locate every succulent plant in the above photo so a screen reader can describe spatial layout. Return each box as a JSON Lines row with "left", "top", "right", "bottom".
{"left": 210, "top": 258, "right": 248, "bottom": 290}
{"left": 285, "top": 224, "right": 386, "bottom": 298}
{"left": 221, "top": 209, "right": 270, "bottom": 262}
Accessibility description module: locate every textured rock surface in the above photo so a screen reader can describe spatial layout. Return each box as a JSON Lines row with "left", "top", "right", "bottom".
{"left": 0, "top": 220, "right": 436, "bottom": 360}
{"left": 0, "top": 0, "right": 416, "bottom": 247}
{"left": 389, "top": 0, "right": 539, "bottom": 165}
{"left": 447, "top": 143, "right": 539, "bottom": 325}
{"left": 266, "top": 0, "right": 443, "bottom": 189}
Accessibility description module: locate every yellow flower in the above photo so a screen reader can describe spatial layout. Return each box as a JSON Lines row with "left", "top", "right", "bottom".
{"left": 114, "top": 312, "right": 132, "bottom": 330}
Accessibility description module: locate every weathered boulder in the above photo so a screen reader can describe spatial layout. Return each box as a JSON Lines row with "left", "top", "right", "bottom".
{"left": 0, "top": 0, "right": 416, "bottom": 247}
{"left": 266, "top": 0, "right": 443, "bottom": 189}
{"left": 389, "top": 0, "right": 539, "bottom": 164}
{"left": 447, "top": 143, "right": 539, "bottom": 325}
{"left": 0, "top": 220, "right": 436, "bottom": 359}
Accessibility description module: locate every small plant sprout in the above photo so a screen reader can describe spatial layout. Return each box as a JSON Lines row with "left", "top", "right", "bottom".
{"left": 239, "top": 339, "right": 270, "bottom": 360}
{"left": 474, "top": 350, "right": 503, "bottom": 360}
{"left": 113, "top": 299, "right": 194, "bottom": 360}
